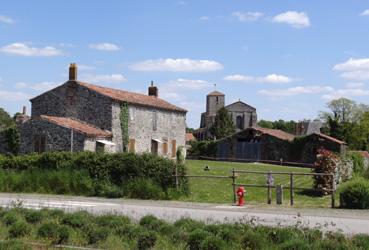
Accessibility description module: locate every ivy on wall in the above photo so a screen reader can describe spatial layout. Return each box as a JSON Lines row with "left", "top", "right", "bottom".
{"left": 120, "top": 102, "right": 129, "bottom": 152}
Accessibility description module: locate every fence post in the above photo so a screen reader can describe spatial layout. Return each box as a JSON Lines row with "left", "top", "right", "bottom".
{"left": 331, "top": 173, "right": 336, "bottom": 208}
{"left": 267, "top": 170, "right": 272, "bottom": 204}
{"left": 290, "top": 172, "right": 294, "bottom": 206}
{"left": 232, "top": 169, "right": 236, "bottom": 204}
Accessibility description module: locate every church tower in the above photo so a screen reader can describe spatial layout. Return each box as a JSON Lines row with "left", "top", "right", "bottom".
{"left": 205, "top": 91, "right": 225, "bottom": 128}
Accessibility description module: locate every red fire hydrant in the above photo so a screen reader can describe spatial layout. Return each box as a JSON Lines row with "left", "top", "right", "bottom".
{"left": 237, "top": 186, "right": 246, "bottom": 206}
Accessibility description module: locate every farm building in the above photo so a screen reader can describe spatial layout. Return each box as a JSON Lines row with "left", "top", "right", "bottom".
{"left": 216, "top": 127, "right": 346, "bottom": 164}
{"left": 17, "top": 63, "right": 187, "bottom": 157}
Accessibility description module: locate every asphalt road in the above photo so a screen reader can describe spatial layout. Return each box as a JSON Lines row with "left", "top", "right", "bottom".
{"left": 0, "top": 193, "right": 368, "bottom": 235}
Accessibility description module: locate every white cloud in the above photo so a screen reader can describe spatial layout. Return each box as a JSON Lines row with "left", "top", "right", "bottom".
{"left": 322, "top": 88, "right": 369, "bottom": 100}
{"left": 360, "top": 9, "right": 369, "bottom": 16}
{"left": 89, "top": 43, "right": 120, "bottom": 51}
{"left": 0, "top": 43, "right": 62, "bottom": 56}
{"left": 273, "top": 11, "right": 310, "bottom": 28}
{"left": 15, "top": 81, "right": 59, "bottom": 91}
{"left": 199, "top": 16, "right": 209, "bottom": 21}
{"left": 232, "top": 11, "right": 264, "bottom": 22}
{"left": 345, "top": 82, "right": 364, "bottom": 88}
{"left": 0, "top": 15, "right": 14, "bottom": 24}
{"left": 0, "top": 90, "right": 30, "bottom": 101}
{"left": 81, "top": 74, "right": 126, "bottom": 84}
{"left": 130, "top": 58, "right": 223, "bottom": 72}
{"left": 223, "top": 73, "right": 292, "bottom": 83}
{"left": 258, "top": 85, "right": 333, "bottom": 97}
{"left": 167, "top": 78, "right": 212, "bottom": 90}
{"left": 334, "top": 58, "right": 369, "bottom": 81}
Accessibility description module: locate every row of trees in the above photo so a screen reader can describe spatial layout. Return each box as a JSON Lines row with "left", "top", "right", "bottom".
{"left": 0, "top": 108, "right": 20, "bottom": 154}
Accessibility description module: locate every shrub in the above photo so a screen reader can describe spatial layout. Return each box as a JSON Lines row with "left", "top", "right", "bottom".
{"left": 3, "top": 211, "right": 18, "bottom": 226}
{"left": 0, "top": 240, "right": 31, "bottom": 250}
{"left": 352, "top": 234, "right": 369, "bottom": 249}
{"left": 174, "top": 218, "right": 204, "bottom": 232}
{"left": 200, "top": 235, "right": 224, "bottom": 250}
{"left": 37, "top": 222, "right": 70, "bottom": 244}
{"left": 86, "top": 225, "right": 109, "bottom": 244}
{"left": 125, "top": 178, "right": 165, "bottom": 200}
{"left": 349, "top": 152, "right": 365, "bottom": 175}
{"left": 241, "top": 231, "right": 265, "bottom": 250}
{"left": 217, "top": 227, "right": 237, "bottom": 243}
{"left": 339, "top": 178, "right": 369, "bottom": 209}
{"left": 24, "top": 210, "right": 43, "bottom": 224}
{"left": 267, "top": 227, "right": 301, "bottom": 244}
{"left": 62, "top": 211, "right": 91, "bottom": 228}
{"left": 96, "top": 214, "right": 130, "bottom": 229}
{"left": 314, "top": 148, "right": 336, "bottom": 195}
{"left": 187, "top": 229, "right": 210, "bottom": 250}
{"left": 137, "top": 230, "right": 157, "bottom": 250}
{"left": 187, "top": 140, "right": 217, "bottom": 157}
{"left": 8, "top": 221, "right": 31, "bottom": 238}
{"left": 139, "top": 215, "right": 166, "bottom": 231}
{"left": 279, "top": 239, "right": 311, "bottom": 250}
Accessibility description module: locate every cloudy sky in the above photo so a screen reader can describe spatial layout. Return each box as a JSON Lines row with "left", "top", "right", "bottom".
{"left": 1, "top": 1, "right": 369, "bottom": 128}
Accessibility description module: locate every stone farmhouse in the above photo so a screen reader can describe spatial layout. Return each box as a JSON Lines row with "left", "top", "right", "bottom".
{"left": 18, "top": 64, "right": 187, "bottom": 157}
{"left": 194, "top": 90, "right": 257, "bottom": 140}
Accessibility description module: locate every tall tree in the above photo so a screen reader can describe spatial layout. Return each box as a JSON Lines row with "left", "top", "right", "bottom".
{"left": 210, "top": 107, "right": 235, "bottom": 139}
{"left": 320, "top": 98, "right": 356, "bottom": 123}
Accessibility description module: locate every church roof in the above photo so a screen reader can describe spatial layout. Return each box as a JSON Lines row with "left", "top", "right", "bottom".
{"left": 40, "top": 115, "right": 112, "bottom": 138}
{"left": 207, "top": 91, "right": 224, "bottom": 96}
{"left": 225, "top": 101, "right": 256, "bottom": 111}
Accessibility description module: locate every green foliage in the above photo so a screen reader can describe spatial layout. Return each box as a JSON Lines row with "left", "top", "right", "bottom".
{"left": 0, "top": 107, "right": 14, "bottom": 131}
{"left": 187, "top": 229, "right": 211, "bottom": 250}
{"left": 8, "top": 220, "right": 31, "bottom": 237}
{"left": 24, "top": 210, "right": 43, "bottom": 224}
{"left": 37, "top": 222, "right": 70, "bottom": 244}
{"left": 209, "top": 107, "right": 235, "bottom": 139}
{"left": 120, "top": 102, "right": 129, "bottom": 152}
{"left": 200, "top": 235, "right": 224, "bottom": 250}
{"left": 347, "top": 152, "right": 365, "bottom": 175}
{"left": 62, "top": 211, "right": 91, "bottom": 228}
{"left": 0, "top": 151, "right": 188, "bottom": 199}
{"left": 86, "top": 225, "right": 109, "bottom": 244}
{"left": 241, "top": 230, "right": 265, "bottom": 250}
{"left": 339, "top": 177, "right": 369, "bottom": 209}
{"left": 187, "top": 140, "right": 217, "bottom": 157}
{"left": 139, "top": 215, "right": 166, "bottom": 231}
{"left": 125, "top": 178, "right": 165, "bottom": 200}
{"left": 258, "top": 119, "right": 297, "bottom": 134}
{"left": 0, "top": 240, "right": 31, "bottom": 250}
{"left": 137, "top": 230, "right": 157, "bottom": 250}
{"left": 3, "top": 211, "right": 19, "bottom": 226}
{"left": 2, "top": 126, "right": 20, "bottom": 155}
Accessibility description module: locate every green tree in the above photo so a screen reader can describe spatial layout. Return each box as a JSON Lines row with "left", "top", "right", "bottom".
{"left": 257, "top": 120, "right": 273, "bottom": 129}
{"left": 209, "top": 107, "right": 235, "bottom": 139}
{"left": 0, "top": 108, "right": 14, "bottom": 131}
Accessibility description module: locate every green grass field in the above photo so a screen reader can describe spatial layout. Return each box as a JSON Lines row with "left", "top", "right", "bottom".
{"left": 179, "top": 160, "right": 333, "bottom": 208}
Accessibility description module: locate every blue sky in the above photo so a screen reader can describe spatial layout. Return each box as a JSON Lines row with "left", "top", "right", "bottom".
{"left": 1, "top": 1, "right": 369, "bottom": 128}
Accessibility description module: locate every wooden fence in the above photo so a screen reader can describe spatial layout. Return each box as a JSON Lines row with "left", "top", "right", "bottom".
{"left": 175, "top": 169, "right": 336, "bottom": 208}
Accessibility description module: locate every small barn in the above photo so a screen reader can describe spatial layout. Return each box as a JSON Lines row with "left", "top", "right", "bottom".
{"left": 216, "top": 127, "right": 346, "bottom": 164}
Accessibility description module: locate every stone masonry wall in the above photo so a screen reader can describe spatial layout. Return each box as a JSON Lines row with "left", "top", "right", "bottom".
{"left": 111, "top": 105, "right": 186, "bottom": 158}
{"left": 31, "top": 81, "right": 113, "bottom": 130}
{"left": 19, "top": 119, "right": 85, "bottom": 153}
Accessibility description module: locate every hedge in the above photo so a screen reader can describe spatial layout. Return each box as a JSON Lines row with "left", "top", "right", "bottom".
{"left": 0, "top": 152, "right": 187, "bottom": 193}
{"left": 339, "top": 177, "right": 369, "bottom": 209}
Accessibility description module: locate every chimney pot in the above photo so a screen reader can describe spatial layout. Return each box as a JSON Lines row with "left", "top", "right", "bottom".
{"left": 69, "top": 63, "right": 77, "bottom": 81}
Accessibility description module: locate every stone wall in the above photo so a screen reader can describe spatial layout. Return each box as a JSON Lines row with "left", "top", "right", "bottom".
{"left": 31, "top": 81, "right": 113, "bottom": 130}
{"left": 124, "top": 105, "right": 186, "bottom": 158}
{"left": 19, "top": 119, "right": 86, "bottom": 153}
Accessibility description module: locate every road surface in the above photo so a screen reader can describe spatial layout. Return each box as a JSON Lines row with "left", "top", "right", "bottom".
{"left": 0, "top": 193, "right": 368, "bottom": 235}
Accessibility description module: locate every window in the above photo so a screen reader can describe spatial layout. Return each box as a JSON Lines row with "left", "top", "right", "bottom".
{"left": 162, "top": 141, "right": 168, "bottom": 155}
{"left": 153, "top": 111, "right": 157, "bottom": 131}
{"left": 151, "top": 140, "right": 158, "bottom": 155}
{"left": 171, "top": 140, "right": 177, "bottom": 158}
{"left": 129, "top": 139, "right": 136, "bottom": 153}
{"left": 236, "top": 116, "right": 244, "bottom": 129}
{"left": 34, "top": 135, "right": 46, "bottom": 153}
{"left": 96, "top": 141, "right": 105, "bottom": 153}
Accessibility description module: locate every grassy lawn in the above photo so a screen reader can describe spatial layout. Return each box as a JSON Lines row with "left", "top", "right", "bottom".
{"left": 179, "top": 160, "right": 333, "bottom": 208}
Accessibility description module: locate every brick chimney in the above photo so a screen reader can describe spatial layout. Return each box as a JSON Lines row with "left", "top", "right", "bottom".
{"left": 148, "top": 81, "right": 158, "bottom": 97}
{"left": 69, "top": 63, "right": 77, "bottom": 81}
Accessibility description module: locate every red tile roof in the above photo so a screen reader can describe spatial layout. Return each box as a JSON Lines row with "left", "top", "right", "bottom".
{"left": 313, "top": 133, "right": 346, "bottom": 145}
{"left": 254, "top": 127, "right": 296, "bottom": 141}
{"left": 40, "top": 115, "right": 112, "bottom": 138}
{"left": 76, "top": 81, "right": 187, "bottom": 113}
{"left": 186, "top": 133, "right": 196, "bottom": 142}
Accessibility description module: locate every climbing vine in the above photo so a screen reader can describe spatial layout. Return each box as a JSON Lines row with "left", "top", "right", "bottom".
{"left": 120, "top": 102, "right": 129, "bottom": 152}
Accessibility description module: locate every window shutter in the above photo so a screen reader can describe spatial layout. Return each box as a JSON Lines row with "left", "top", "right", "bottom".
{"left": 163, "top": 142, "right": 168, "bottom": 155}
{"left": 129, "top": 139, "right": 136, "bottom": 153}
{"left": 171, "top": 140, "right": 176, "bottom": 158}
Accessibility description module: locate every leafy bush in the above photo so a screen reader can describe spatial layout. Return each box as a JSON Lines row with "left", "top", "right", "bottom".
{"left": 24, "top": 210, "right": 43, "bottom": 224}
{"left": 125, "top": 178, "right": 165, "bottom": 200}
{"left": 352, "top": 234, "right": 369, "bottom": 249}
{"left": 187, "top": 229, "right": 210, "bottom": 250}
{"left": 187, "top": 140, "right": 217, "bottom": 157}
{"left": 200, "top": 235, "right": 224, "bottom": 250}
{"left": 241, "top": 231, "right": 265, "bottom": 250}
{"left": 86, "top": 225, "right": 109, "bottom": 244}
{"left": 8, "top": 221, "right": 31, "bottom": 237}
{"left": 349, "top": 152, "right": 365, "bottom": 175}
{"left": 339, "top": 178, "right": 369, "bottom": 209}
{"left": 62, "top": 211, "right": 92, "bottom": 228}
{"left": 314, "top": 148, "right": 336, "bottom": 195}
{"left": 279, "top": 239, "right": 310, "bottom": 250}
{"left": 37, "top": 222, "right": 70, "bottom": 244}
{"left": 174, "top": 218, "right": 204, "bottom": 232}
{"left": 137, "top": 230, "right": 157, "bottom": 250}
{"left": 0, "top": 240, "right": 31, "bottom": 250}
{"left": 3, "top": 211, "right": 18, "bottom": 226}
{"left": 0, "top": 152, "right": 187, "bottom": 198}
{"left": 139, "top": 215, "right": 166, "bottom": 231}
{"left": 96, "top": 214, "right": 130, "bottom": 229}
